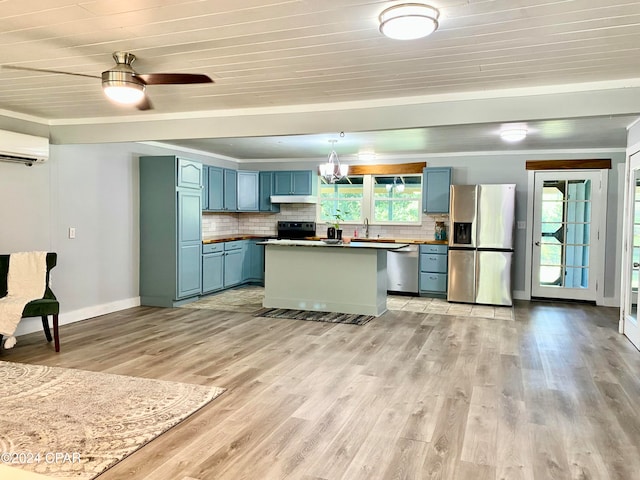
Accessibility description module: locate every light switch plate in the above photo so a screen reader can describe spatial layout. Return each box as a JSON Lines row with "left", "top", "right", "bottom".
{"left": 68, "top": 227, "right": 76, "bottom": 239}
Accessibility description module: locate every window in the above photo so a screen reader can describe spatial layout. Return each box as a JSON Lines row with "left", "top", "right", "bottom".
{"left": 319, "top": 176, "right": 364, "bottom": 223}
{"left": 372, "top": 175, "right": 422, "bottom": 223}
{"left": 318, "top": 174, "right": 422, "bottom": 225}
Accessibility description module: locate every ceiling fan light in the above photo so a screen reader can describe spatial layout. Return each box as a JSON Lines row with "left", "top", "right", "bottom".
{"left": 103, "top": 83, "right": 146, "bottom": 104}
{"left": 379, "top": 3, "right": 440, "bottom": 40}
{"left": 500, "top": 128, "right": 528, "bottom": 142}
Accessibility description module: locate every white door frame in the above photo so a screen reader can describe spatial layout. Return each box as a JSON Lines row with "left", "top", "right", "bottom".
{"left": 620, "top": 141, "right": 640, "bottom": 347}
{"left": 525, "top": 168, "right": 608, "bottom": 305}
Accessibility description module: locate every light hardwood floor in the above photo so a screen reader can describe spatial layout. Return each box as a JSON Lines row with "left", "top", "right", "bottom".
{"left": 4, "top": 299, "right": 640, "bottom": 480}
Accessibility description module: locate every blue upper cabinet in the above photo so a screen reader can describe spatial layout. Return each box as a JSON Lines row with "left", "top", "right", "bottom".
{"left": 224, "top": 169, "right": 238, "bottom": 211}
{"left": 423, "top": 167, "right": 452, "bottom": 214}
{"left": 177, "top": 158, "right": 203, "bottom": 189}
{"left": 207, "top": 166, "right": 237, "bottom": 212}
{"left": 292, "top": 170, "right": 313, "bottom": 195}
{"left": 201, "top": 165, "right": 209, "bottom": 211}
{"left": 207, "top": 166, "right": 224, "bottom": 211}
{"left": 237, "top": 171, "right": 258, "bottom": 211}
{"left": 273, "top": 170, "right": 314, "bottom": 195}
{"left": 259, "top": 171, "right": 280, "bottom": 212}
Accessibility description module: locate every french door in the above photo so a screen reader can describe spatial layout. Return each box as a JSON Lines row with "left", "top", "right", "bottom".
{"left": 621, "top": 150, "right": 640, "bottom": 350}
{"left": 531, "top": 170, "right": 605, "bottom": 301}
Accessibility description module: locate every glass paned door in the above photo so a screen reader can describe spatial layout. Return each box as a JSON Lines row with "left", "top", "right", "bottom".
{"left": 622, "top": 151, "right": 640, "bottom": 350}
{"left": 531, "top": 171, "right": 602, "bottom": 300}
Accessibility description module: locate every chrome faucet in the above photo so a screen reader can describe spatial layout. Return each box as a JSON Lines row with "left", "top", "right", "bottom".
{"left": 364, "top": 217, "right": 369, "bottom": 238}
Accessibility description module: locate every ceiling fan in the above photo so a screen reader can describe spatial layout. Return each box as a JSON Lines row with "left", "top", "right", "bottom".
{"left": 2, "top": 51, "right": 213, "bottom": 110}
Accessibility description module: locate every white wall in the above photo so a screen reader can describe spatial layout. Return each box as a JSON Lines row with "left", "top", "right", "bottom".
{"left": 628, "top": 119, "right": 640, "bottom": 146}
{"left": 0, "top": 160, "right": 52, "bottom": 251}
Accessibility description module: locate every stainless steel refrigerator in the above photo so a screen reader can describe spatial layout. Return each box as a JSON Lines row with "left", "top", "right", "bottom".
{"left": 447, "top": 184, "right": 515, "bottom": 306}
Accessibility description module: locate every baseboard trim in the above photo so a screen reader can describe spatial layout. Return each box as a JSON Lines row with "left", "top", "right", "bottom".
{"left": 513, "top": 290, "right": 528, "bottom": 301}
{"left": 600, "top": 297, "right": 619, "bottom": 308}
{"left": 14, "top": 297, "right": 141, "bottom": 337}
{"left": 511, "top": 290, "right": 618, "bottom": 308}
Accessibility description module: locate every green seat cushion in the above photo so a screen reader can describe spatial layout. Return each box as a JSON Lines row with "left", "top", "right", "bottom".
{"left": 22, "top": 298, "right": 59, "bottom": 317}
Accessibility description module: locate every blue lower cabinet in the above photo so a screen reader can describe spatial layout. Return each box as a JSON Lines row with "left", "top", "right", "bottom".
{"left": 247, "top": 240, "right": 265, "bottom": 283}
{"left": 420, "top": 272, "right": 447, "bottom": 292}
{"left": 201, "top": 239, "right": 264, "bottom": 295}
{"left": 419, "top": 244, "right": 448, "bottom": 297}
{"left": 224, "top": 249, "right": 244, "bottom": 287}
{"left": 223, "top": 240, "right": 246, "bottom": 288}
{"left": 202, "top": 243, "right": 224, "bottom": 293}
{"left": 178, "top": 243, "right": 202, "bottom": 298}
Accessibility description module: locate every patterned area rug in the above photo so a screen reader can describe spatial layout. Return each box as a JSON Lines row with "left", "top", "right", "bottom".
{"left": 254, "top": 307, "right": 375, "bottom": 325}
{"left": 0, "top": 361, "right": 225, "bottom": 479}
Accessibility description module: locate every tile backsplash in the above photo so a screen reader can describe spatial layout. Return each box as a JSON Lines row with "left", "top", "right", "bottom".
{"left": 202, "top": 205, "right": 449, "bottom": 240}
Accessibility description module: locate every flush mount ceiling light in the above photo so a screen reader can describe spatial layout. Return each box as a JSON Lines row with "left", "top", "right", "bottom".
{"left": 320, "top": 139, "right": 349, "bottom": 184}
{"left": 358, "top": 150, "right": 377, "bottom": 162}
{"left": 500, "top": 128, "right": 528, "bottom": 142}
{"left": 379, "top": 3, "right": 440, "bottom": 40}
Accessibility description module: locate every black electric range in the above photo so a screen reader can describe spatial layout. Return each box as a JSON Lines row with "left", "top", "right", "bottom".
{"left": 277, "top": 221, "right": 316, "bottom": 239}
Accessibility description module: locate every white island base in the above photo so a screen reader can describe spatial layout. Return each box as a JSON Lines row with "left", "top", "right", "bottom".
{"left": 262, "top": 241, "right": 402, "bottom": 317}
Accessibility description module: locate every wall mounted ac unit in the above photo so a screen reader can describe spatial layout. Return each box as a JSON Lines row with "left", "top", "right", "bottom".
{"left": 0, "top": 130, "right": 49, "bottom": 166}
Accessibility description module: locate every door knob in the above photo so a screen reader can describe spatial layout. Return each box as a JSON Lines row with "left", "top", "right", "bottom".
{"left": 634, "top": 262, "right": 640, "bottom": 269}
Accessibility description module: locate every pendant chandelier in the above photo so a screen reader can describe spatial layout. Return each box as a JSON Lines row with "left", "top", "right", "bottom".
{"left": 319, "top": 139, "right": 348, "bottom": 183}
{"left": 386, "top": 176, "right": 405, "bottom": 193}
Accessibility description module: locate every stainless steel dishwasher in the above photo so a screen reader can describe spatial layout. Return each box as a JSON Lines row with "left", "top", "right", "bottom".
{"left": 387, "top": 245, "right": 419, "bottom": 294}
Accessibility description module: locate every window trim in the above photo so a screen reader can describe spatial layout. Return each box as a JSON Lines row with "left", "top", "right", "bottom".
{"left": 370, "top": 174, "right": 423, "bottom": 225}
{"left": 316, "top": 174, "right": 422, "bottom": 226}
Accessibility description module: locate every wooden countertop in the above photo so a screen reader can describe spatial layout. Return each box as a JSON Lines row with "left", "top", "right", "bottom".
{"left": 259, "top": 239, "right": 409, "bottom": 249}
{"left": 306, "top": 236, "right": 448, "bottom": 245}
{"left": 202, "top": 234, "right": 277, "bottom": 244}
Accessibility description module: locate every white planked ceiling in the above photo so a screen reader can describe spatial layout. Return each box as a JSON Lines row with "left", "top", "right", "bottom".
{"left": 1, "top": 0, "right": 640, "bottom": 157}
{"left": 163, "top": 115, "right": 638, "bottom": 159}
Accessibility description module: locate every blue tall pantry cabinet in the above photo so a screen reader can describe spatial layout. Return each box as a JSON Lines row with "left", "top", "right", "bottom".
{"left": 140, "top": 156, "right": 203, "bottom": 306}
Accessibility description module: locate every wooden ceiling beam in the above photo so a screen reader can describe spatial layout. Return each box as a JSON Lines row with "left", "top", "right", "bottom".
{"left": 346, "top": 162, "right": 426, "bottom": 175}
{"left": 525, "top": 159, "right": 611, "bottom": 170}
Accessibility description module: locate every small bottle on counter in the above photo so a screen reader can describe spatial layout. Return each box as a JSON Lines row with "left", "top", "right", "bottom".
{"left": 354, "top": 228, "right": 358, "bottom": 238}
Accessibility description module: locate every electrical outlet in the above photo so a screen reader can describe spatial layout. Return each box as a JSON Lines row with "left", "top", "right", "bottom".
{"left": 517, "top": 221, "right": 526, "bottom": 230}
{"left": 68, "top": 227, "right": 76, "bottom": 239}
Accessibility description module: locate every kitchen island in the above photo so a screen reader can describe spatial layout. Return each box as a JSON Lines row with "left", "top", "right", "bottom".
{"left": 258, "top": 239, "right": 409, "bottom": 316}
